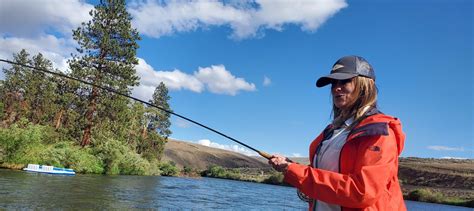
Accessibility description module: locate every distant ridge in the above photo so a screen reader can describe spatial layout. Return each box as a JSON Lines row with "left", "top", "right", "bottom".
{"left": 163, "top": 139, "right": 271, "bottom": 171}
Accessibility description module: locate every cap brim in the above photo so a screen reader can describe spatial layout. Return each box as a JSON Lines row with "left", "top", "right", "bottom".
{"left": 316, "top": 72, "right": 358, "bottom": 87}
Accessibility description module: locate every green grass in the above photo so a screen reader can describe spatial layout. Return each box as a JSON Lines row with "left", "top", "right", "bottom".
{"left": 0, "top": 123, "right": 169, "bottom": 176}
{"left": 201, "top": 165, "right": 242, "bottom": 180}
{"left": 406, "top": 188, "right": 473, "bottom": 208}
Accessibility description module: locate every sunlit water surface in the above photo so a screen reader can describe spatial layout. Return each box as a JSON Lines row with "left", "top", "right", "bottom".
{"left": 0, "top": 169, "right": 470, "bottom": 210}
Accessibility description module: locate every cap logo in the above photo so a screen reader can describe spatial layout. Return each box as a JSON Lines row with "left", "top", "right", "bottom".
{"left": 332, "top": 64, "right": 344, "bottom": 72}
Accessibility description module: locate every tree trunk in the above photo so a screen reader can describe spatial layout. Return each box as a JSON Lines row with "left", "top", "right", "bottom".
{"left": 80, "top": 86, "right": 98, "bottom": 147}
{"left": 54, "top": 109, "right": 64, "bottom": 129}
{"left": 141, "top": 123, "right": 147, "bottom": 139}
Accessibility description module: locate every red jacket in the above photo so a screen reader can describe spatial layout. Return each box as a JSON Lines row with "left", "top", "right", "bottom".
{"left": 284, "top": 111, "right": 406, "bottom": 211}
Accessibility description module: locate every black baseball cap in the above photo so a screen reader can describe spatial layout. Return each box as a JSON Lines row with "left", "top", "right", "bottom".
{"left": 316, "top": 55, "right": 375, "bottom": 87}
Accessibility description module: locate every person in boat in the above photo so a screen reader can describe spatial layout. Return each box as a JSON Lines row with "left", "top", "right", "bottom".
{"left": 268, "top": 55, "right": 406, "bottom": 210}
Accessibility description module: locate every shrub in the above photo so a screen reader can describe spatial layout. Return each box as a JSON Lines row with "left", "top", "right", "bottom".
{"left": 263, "top": 172, "right": 284, "bottom": 185}
{"left": 32, "top": 142, "right": 104, "bottom": 174}
{"left": 0, "top": 121, "right": 166, "bottom": 176}
{"left": 159, "top": 161, "right": 179, "bottom": 176}
{"left": 202, "top": 165, "right": 241, "bottom": 180}
{"left": 225, "top": 169, "right": 241, "bottom": 180}
{"left": 66, "top": 146, "right": 104, "bottom": 174}
{"left": 183, "top": 166, "right": 193, "bottom": 174}
{"left": 205, "top": 165, "right": 226, "bottom": 178}
{"left": 0, "top": 124, "right": 49, "bottom": 164}
{"left": 407, "top": 189, "right": 443, "bottom": 203}
{"left": 147, "top": 160, "right": 162, "bottom": 176}
{"left": 119, "top": 152, "right": 150, "bottom": 175}
{"left": 93, "top": 137, "right": 150, "bottom": 175}
{"left": 0, "top": 124, "right": 106, "bottom": 173}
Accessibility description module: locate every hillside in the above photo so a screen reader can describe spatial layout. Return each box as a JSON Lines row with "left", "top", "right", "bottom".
{"left": 164, "top": 140, "right": 473, "bottom": 202}
{"left": 398, "top": 157, "right": 473, "bottom": 200}
{"left": 162, "top": 139, "right": 271, "bottom": 171}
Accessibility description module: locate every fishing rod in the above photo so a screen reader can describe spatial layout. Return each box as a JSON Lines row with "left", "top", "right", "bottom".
{"left": 0, "top": 58, "right": 274, "bottom": 160}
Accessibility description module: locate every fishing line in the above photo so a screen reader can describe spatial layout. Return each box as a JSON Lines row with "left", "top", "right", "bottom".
{"left": 0, "top": 58, "right": 273, "bottom": 160}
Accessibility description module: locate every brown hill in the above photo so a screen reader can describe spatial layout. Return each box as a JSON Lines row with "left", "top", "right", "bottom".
{"left": 398, "top": 157, "right": 473, "bottom": 200}
{"left": 162, "top": 139, "right": 271, "bottom": 171}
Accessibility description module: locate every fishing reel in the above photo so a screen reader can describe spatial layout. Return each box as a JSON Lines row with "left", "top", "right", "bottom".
{"left": 297, "top": 189, "right": 311, "bottom": 202}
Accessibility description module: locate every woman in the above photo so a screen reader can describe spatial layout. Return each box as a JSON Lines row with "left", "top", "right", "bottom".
{"left": 269, "top": 56, "right": 406, "bottom": 211}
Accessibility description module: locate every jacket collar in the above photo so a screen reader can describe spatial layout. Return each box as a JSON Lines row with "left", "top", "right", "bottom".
{"left": 347, "top": 108, "right": 389, "bottom": 141}
{"left": 322, "top": 107, "right": 385, "bottom": 141}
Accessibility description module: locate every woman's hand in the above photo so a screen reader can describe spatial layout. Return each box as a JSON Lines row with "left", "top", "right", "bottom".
{"left": 268, "top": 155, "right": 291, "bottom": 173}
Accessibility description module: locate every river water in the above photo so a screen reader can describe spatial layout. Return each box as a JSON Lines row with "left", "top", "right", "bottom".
{"left": 0, "top": 169, "right": 470, "bottom": 210}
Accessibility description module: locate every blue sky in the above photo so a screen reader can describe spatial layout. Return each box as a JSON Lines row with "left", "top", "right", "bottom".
{"left": 0, "top": 0, "right": 472, "bottom": 159}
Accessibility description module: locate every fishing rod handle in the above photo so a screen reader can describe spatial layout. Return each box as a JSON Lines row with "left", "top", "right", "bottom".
{"left": 258, "top": 151, "right": 294, "bottom": 163}
{"left": 258, "top": 151, "right": 273, "bottom": 160}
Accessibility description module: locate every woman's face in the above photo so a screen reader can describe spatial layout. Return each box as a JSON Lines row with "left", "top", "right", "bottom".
{"left": 331, "top": 78, "right": 356, "bottom": 110}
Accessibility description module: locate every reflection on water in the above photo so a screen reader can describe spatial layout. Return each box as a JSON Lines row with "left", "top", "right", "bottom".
{"left": 0, "top": 169, "right": 470, "bottom": 210}
{"left": 0, "top": 169, "right": 306, "bottom": 210}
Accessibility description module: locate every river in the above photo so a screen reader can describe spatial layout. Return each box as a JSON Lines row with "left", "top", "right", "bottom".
{"left": 0, "top": 169, "right": 470, "bottom": 210}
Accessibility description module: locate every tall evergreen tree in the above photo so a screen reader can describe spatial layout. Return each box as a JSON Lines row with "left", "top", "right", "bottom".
{"left": 1, "top": 50, "right": 32, "bottom": 126}
{"left": 135, "top": 82, "right": 172, "bottom": 161}
{"left": 0, "top": 82, "right": 4, "bottom": 120}
{"left": 51, "top": 73, "right": 82, "bottom": 139}
{"left": 68, "top": 0, "right": 140, "bottom": 146}
{"left": 148, "top": 82, "right": 172, "bottom": 139}
{"left": 1, "top": 50, "right": 68, "bottom": 128}
{"left": 25, "top": 53, "right": 56, "bottom": 124}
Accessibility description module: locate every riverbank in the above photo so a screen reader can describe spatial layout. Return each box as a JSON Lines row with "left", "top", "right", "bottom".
{"left": 398, "top": 157, "right": 474, "bottom": 207}
{"left": 193, "top": 164, "right": 474, "bottom": 208}
{"left": 2, "top": 137, "right": 472, "bottom": 207}
{"left": 164, "top": 160, "right": 474, "bottom": 208}
{"left": 0, "top": 124, "right": 170, "bottom": 176}
{"left": 169, "top": 145, "right": 473, "bottom": 208}
{"left": 2, "top": 168, "right": 471, "bottom": 210}
{"left": 2, "top": 161, "right": 472, "bottom": 208}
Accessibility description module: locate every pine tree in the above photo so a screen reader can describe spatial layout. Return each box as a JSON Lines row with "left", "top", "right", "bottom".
{"left": 136, "top": 82, "right": 172, "bottom": 161}
{"left": 51, "top": 73, "right": 81, "bottom": 138}
{"left": 0, "top": 50, "right": 32, "bottom": 126}
{"left": 0, "top": 50, "right": 69, "bottom": 129}
{"left": 148, "top": 82, "right": 172, "bottom": 138}
{"left": 68, "top": 0, "right": 140, "bottom": 146}
{"left": 24, "top": 53, "right": 56, "bottom": 124}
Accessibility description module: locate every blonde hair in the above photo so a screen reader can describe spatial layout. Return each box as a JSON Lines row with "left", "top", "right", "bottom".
{"left": 332, "top": 76, "right": 378, "bottom": 129}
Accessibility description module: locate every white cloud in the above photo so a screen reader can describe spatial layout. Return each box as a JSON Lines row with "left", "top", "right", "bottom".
{"left": 0, "top": 0, "right": 93, "bottom": 37}
{"left": 132, "top": 58, "right": 256, "bottom": 100}
{"left": 440, "top": 157, "right": 468, "bottom": 160}
{"left": 427, "top": 145, "right": 465, "bottom": 151}
{"left": 271, "top": 152, "right": 305, "bottom": 158}
{"left": 197, "top": 139, "right": 258, "bottom": 156}
{"left": 133, "top": 58, "right": 204, "bottom": 100}
{"left": 129, "top": 0, "right": 247, "bottom": 37}
{"left": 128, "top": 0, "right": 347, "bottom": 39}
{"left": 0, "top": 0, "right": 93, "bottom": 73}
{"left": 263, "top": 75, "right": 271, "bottom": 86}
{"left": 130, "top": 82, "right": 157, "bottom": 103}
{"left": 291, "top": 153, "right": 302, "bottom": 157}
{"left": 195, "top": 65, "right": 256, "bottom": 95}
{"left": 0, "top": 35, "right": 75, "bottom": 72}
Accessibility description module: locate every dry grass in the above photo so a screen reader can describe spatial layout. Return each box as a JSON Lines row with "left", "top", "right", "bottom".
{"left": 0, "top": 162, "right": 25, "bottom": 170}
{"left": 163, "top": 139, "right": 271, "bottom": 171}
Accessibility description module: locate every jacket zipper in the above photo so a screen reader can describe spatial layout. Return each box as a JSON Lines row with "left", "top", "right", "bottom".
{"left": 338, "top": 130, "right": 358, "bottom": 211}
{"left": 338, "top": 140, "right": 348, "bottom": 211}
{"left": 313, "top": 143, "right": 323, "bottom": 211}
